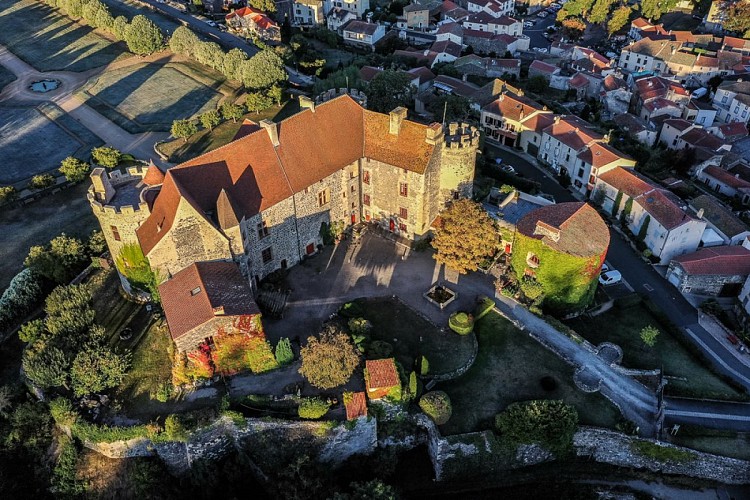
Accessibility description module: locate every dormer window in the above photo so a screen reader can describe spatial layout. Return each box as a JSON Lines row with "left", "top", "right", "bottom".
{"left": 191, "top": 286, "right": 201, "bottom": 296}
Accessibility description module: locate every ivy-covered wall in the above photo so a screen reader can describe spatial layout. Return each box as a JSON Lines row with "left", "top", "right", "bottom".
{"left": 510, "top": 232, "right": 604, "bottom": 313}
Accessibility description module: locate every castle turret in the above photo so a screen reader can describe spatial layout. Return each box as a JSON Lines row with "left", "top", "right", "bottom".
{"left": 440, "top": 122, "right": 480, "bottom": 200}
{"left": 87, "top": 165, "right": 155, "bottom": 272}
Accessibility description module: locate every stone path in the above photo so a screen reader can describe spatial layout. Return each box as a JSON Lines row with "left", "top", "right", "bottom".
{"left": 0, "top": 44, "right": 171, "bottom": 166}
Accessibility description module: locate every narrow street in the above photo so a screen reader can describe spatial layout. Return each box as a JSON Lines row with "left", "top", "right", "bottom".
{"left": 485, "top": 144, "right": 750, "bottom": 401}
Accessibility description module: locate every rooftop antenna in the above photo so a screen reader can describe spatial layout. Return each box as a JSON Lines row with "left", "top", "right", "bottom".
{"left": 442, "top": 100, "right": 448, "bottom": 126}
{"left": 346, "top": 75, "right": 349, "bottom": 90}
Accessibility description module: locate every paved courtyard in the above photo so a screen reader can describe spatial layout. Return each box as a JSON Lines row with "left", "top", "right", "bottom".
{"left": 263, "top": 231, "right": 496, "bottom": 344}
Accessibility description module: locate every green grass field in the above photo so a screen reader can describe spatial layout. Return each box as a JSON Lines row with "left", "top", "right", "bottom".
{"left": 79, "top": 62, "right": 228, "bottom": 133}
{"left": 0, "top": 0, "right": 128, "bottom": 72}
{"left": 567, "top": 303, "right": 746, "bottom": 400}
{"left": 439, "top": 312, "right": 622, "bottom": 435}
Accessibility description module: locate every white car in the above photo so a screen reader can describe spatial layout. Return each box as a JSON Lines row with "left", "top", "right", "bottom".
{"left": 524, "top": 22, "right": 534, "bottom": 28}
{"left": 538, "top": 47, "right": 548, "bottom": 53}
{"left": 500, "top": 165, "right": 516, "bottom": 174}
{"left": 205, "top": 20, "right": 217, "bottom": 27}
{"left": 601, "top": 263, "right": 610, "bottom": 273}
{"left": 599, "top": 270, "right": 622, "bottom": 286}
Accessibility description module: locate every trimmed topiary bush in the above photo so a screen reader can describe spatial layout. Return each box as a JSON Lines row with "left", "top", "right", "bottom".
{"left": 298, "top": 397, "right": 331, "bottom": 419}
{"left": 448, "top": 312, "right": 474, "bottom": 335}
{"left": 419, "top": 391, "right": 452, "bottom": 425}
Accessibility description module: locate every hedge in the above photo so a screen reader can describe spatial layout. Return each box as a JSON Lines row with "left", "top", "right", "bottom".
{"left": 448, "top": 312, "right": 474, "bottom": 335}
{"left": 495, "top": 400, "right": 578, "bottom": 455}
{"left": 298, "top": 397, "right": 331, "bottom": 419}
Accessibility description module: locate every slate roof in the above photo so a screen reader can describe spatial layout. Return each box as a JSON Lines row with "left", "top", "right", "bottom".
{"left": 673, "top": 246, "right": 750, "bottom": 276}
{"left": 159, "top": 261, "right": 260, "bottom": 341}
{"left": 342, "top": 20, "right": 379, "bottom": 35}
{"left": 515, "top": 202, "right": 609, "bottom": 257}
{"left": 690, "top": 194, "right": 749, "bottom": 238}
{"left": 365, "top": 359, "right": 400, "bottom": 390}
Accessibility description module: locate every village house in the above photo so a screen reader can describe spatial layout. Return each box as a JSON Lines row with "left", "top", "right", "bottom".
{"left": 291, "top": 0, "right": 325, "bottom": 27}
{"left": 159, "top": 261, "right": 264, "bottom": 353}
{"left": 90, "top": 96, "right": 479, "bottom": 289}
{"left": 328, "top": 8, "right": 359, "bottom": 32}
{"left": 713, "top": 79, "right": 750, "bottom": 125}
{"left": 435, "top": 22, "right": 464, "bottom": 45}
{"left": 682, "top": 99, "right": 717, "bottom": 127}
{"left": 689, "top": 194, "right": 750, "bottom": 246}
{"left": 613, "top": 113, "right": 658, "bottom": 146}
{"left": 341, "top": 20, "right": 386, "bottom": 50}
{"left": 225, "top": 6, "right": 280, "bottom": 43}
{"left": 695, "top": 163, "right": 750, "bottom": 203}
{"left": 600, "top": 74, "right": 632, "bottom": 117}
{"left": 537, "top": 115, "right": 603, "bottom": 176}
{"left": 666, "top": 245, "right": 750, "bottom": 296}
{"left": 482, "top": 187, "right": 554, "bottom": 254}
{"left": 528, "top": 60, "right": 559, "bottom": 81}
{"left": 595, "top": 167, "right": 706, "bottom": 264}
{"left": 466, "top": 0, "right": 515, "bottom": 18}
{"left": 453, "top": 55, "right": 521, "bottom": 79}
{"left": 480, "top": 89, "right": 552, "bottom": 147}
{"left": 709, "top": 121, "right": 750, "bottom": 143}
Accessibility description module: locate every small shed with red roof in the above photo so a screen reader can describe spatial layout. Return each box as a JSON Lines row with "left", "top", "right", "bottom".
{"left": 364, "top": 358, "right": 400, "bottom": 400}
{"left": 344, "top": 392, "right": 368, "bottom": 420}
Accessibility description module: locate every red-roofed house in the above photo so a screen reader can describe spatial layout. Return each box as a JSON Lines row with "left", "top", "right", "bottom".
{"left": 226, "top": 7, "right": 280, "bottom": 43}
{"left": 666, "top": 246, "right": 750, "bottom": 296}
{"left": 159, "top": 261, "right": 263, "bottom": 352}
{"left": 696, "top": 164, "right": 750, "bottom": 204}
{"left": 344, "top": 392, "right": 368, "bottom": 420}
{"left": 711, "top": 122, "right": 750, "bottom": 143}
{"left": 595, "top": 167, "right": 706, "bottom": 263}
{"left": 528, "top": 60, "right": 560, "bottom": 81}
{"left": 364, "top": 359, "right": 400, "bottom": 400}
{"left": 480, "top": 89, "right": 552, "bottom": 147}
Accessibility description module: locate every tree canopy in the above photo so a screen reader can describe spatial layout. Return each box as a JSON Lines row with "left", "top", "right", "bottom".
{"left": 431, "top": 199, "right": 498, "bottom": 274}
{"left": 299, "top": 325, "right": 360, "bottom": 389}
{"left": 58, "top": 157, "right": 89, "bottom": 182}
{"left": 241, "top": 49, "right": 287, "bottom": 90}
{"left": 125, "top": 15, "right": 164, "bottom": 55}
{"left": 608, "top": 6, "right": 632, "bottom": 36}
{"left": 91, "top": 146, "right": 122, "bottom": 168}
{"left": 495, "top": 400, "right": 579, "bottom": 455}
{"left": 171, "top": 119, "right": 197, "bottom": 142}
{"left": 365, "top": 70, "right": 415, "bottom": 113}
{"left": 723, "top": 2, "right": 750, "bottom": 35}
{"left": 25, "top": 234, "right": 88, "bottom": 283}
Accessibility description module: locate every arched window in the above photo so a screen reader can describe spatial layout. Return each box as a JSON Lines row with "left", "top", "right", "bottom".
{"left": 526, "top": 252, "right": 540, "bottom": 268}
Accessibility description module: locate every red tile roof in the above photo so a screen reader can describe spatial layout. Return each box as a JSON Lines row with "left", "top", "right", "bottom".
{"left": 142, "top": 163, "right": 165, "bottom": 186}
{"left": 543, "top": 116, "right": 602, "bottom": 150}
{"left": 521, "top": 112, "right": 554, "bottom": 133}
{"left": 577, "top": 142, "right": 632, "bottom": 168}
{"left": 233, "top": 119, "right": 260, "bottom": 141}
{"left": 365, "top": 358, "right": 400, "bottom": 390}
{"left": 516, "top": 202, "right": 609, "bottom": 257}
{"left": 482, "top": 91, "right": 545, "bottom": 121}
{"left": 529, "top": 59, "right": 558, "bottom": 74}
{"left": 636, "top": 189, "right": 693, "bottom": 230}
{"left": 568, "top": 73, "right": 589, "bottom": 88}
{"left": 159, "top": 261, "right": 260, "bottom": 341}
{"left": 345, "top": 392, "right": 367, "bottom": 420}
{"left": 359, "top": 65, "right": 383, "bottom": 82}
{"left": 703, "top": 165, "right": 750, "bottom": 189}
{"left": 673, "top": 246, "right": 750, "bottom": 276}
{"left": 718, "top": 122, "right": 749, "bottom": 138}
{"left": 598, "top": 167, "right": 655, "bottom": 198}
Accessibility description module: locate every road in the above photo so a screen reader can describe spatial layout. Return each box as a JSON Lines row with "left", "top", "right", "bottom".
{"left": 521, "top": 13, "right": 556, "bottom": 50}
{"left": 126, "top": 0, "right": 312, "bottom": 86}
{"left": 486, "top": 143, "right": 750, "bottom": 429}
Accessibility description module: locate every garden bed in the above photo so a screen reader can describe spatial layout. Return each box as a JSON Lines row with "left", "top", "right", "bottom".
{"left": 423, "top": 283, "right": 457, "bottom": 310}
{"left": 566, "top": 303, "right": 747, "bottom": 401}
{"left": 349, "top": 297, "right": 474, "bottom": 376}
{"left": 438, "top": 312, "right": 622, "bottom": 435}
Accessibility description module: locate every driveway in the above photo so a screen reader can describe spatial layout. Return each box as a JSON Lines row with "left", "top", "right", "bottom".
{"left": 486, "top": 144, "right": 750, "bottom": 393}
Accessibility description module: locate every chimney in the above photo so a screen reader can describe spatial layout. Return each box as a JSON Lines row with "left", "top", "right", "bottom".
{"left": 425, "top": 122, "right": 443, "bottom": 145}
{"left": 299, "top": 95, "right": 315, "bottom": 112}
{"left": 213, "top": 305, "right": 225, "bottom": 316}
{"left": 260, "top": 119, "right": 279, "bottom": 147}
{"left": 696, "top": 208, "right": 705, "bottom": 219}
{"left": 90, "top": 168, "right": 115, "bottom": 204}
{"left": 389, "top": 107, "right": 408, "bottom": 135}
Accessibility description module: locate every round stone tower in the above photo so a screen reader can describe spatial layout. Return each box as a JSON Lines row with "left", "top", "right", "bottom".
{"left": 440, "top": 122, "right": 481, "bottom": 200}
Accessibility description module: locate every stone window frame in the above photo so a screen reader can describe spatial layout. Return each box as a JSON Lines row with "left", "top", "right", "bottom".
{"left": 399, "top": 207, "right": 408, "bottom": 219}
{"left": 257, "top": 220, "right": 269, "bottom": 239}
{"left": 363, "top": 170, "right": 371, "bottom": 184}
{"left": 262, "top": 247, "right": 273, "bottom": 264}
{"left": 363, "top": 194, "right": 371, "bottom": 206}
{"left": 317, "top": 188, "right": 330, "bottom": 207}
{"left": 399, "top": 182, "right": 409, "bottom": 197}
{"left": 110, "top": 225, "right": 121, "bottom": 242}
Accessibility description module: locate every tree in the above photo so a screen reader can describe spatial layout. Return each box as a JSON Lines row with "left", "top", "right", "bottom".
{"left": 25, "top": 233, "right": 88, "bottom": 283}
{"left": 612, "top": 190, "right": 623, "bottom": 217}
{"left": 298, "top": 397, "right": 331, "bottom": 419}
{"left": 112, "top": 15, "right": 129, "bottom": 40}
{"left": 0, "top": 185, "right": 17, "bottom": 204}
{"left": 637, "top": 215, "right": 650, "bottom": 242}
{"left": 125, "top": 15, "right": 164, "bottom": 55}
{"left": 18, "top": 319, "right": 45, "bottom": 344}
{"left": 222, "top": 48, "right": 248, "bottom": 82}
{"left": 587, "top": 0, "right": 613, "bottom": 24}
{"left": 267, "top": 84, "right": 283, "bottom": 106}
{"left": 194, "top": 41, "right": 224, "bottom": 71}
{"left": 365, "top": 70, "right": 414, "bottom": 113}
{"left": 29, "top": 174, "right": 55, "bottom": 190}
{"left": 199, "top": 110, "right": 221, "bottom": 131}
{"left": 171, "top": 119, "right": 197, "bottom": 142}
{"left": 0, "top": 268, "right": 43, "bottom": 329}
{"left": 58, "top": 156, "right": 89, "bottom": 182}
{"left": 723, "top": 2, "right": 750, "bottom": 35}
{"left": 91, "top": 146, "right": 122, "bottom": 168}
{"left": 275, "top": 337, "right": 294, "bottom": 365}
{"left": 240, "top": 49, "right": 287, "bottom": 90}
{"left": 561, "top": 17, "right": 587, "bottom": 40}
{"left": 431, "top": 199, "right": 498, "bottom": 274}
{"left": 71, "top": 339, "right": 131, "bottom": 396}
{"left": 333, "top": 480, "right": 400, "bottom": 500}
{"left": 495, "top": 400, "right": 578, "bottom": 455}
{"left": 220, "top": 101, "right": 245, "bottom": 123}
{"left": 640, "top": 325, "right": 659, "bottom": 347}
{"left": 608, "top": 6, "right": 632, "bottom": 36}
{"left": 44, "top": 284, "right": 95, "bottom": 338}
{"left": 244, "top": 92, "right": 272, "bottom": 114}
{"left": 22, "top": 343, "right": 69, "bottom": 389}
{"left": 169, "top": 26, "right": 199, "bottom": 57}
{"left": 560, "top": 0, "right": 595, "bottom": 18}
{"left": 526, "top": 75, "right": 547, "bottom": 94}
{"left": 429, "top": 94, "right": 470, "bottom": 123}
{"left": 620, "top": 197, "right": 633, "bottom": 226}
{"left": 299, "top": 325, "right": 360, "bottom": 389}
{"left": 248, "top": 0, "right": 276, "bottom": 12}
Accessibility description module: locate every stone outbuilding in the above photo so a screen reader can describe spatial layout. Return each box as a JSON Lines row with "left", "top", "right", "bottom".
{"left": 364, "top": 358, "right": 400, "bottom": 400}
{"left": 159, "top": 261, "right": 263, "bottom": 352}
{"left": 666, "top": 245, "right": 750, "bottom": 297}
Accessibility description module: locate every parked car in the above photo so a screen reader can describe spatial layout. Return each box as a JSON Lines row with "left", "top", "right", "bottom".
{"left": 600, "top": 263, "right": 610, "bottom": 273}
{"left": 538, "top": 47, "right": 548, "bottom": 53}
{"left": 524, "top": 22, "right": 534, "bottom": 28}
{"left": 599, "top": 270, "right": 622, "bottom": 286}
{"left": 537, "top": 11, "right": 548, "bottom": 17}
{"left": 205, "top": 20, "right": 217, "bottom": 27}
{"left": 500, "top": 165, "right": 516, "bottom": 174}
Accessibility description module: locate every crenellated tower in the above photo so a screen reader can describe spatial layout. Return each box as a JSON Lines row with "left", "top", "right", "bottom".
{"left": 440, "top": 122, "right": 480, "bottom": 200}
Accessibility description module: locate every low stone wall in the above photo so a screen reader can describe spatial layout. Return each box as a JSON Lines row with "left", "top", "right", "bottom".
{"left": 77, "top": 415, "right": 377, "bottom": 476}
{"left": 430, "top": 333, "right": 478, "bottom": 382}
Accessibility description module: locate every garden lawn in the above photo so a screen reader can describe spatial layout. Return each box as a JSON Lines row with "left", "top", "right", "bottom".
{"left": 0, "top": 0, "right": 128, "bottom": 72}
{"left": 439, "top": 311, "right": 621, "bottom": 435}
{"left": 157, "top": 100, "right": 301, "bottom": 163}
{"left": 670, "top": 426, "right": 750, "bottom": 461}
{"left": 355, "top": 297, "right": 475, "bottom": 376}
{"left": 78, "top": 62, "right": 229, "bottom": 133}
{"left": 0, "top": 65, "right": 15, "bottom": 91}
{"left": 0, "top": 105, "right": 90, "bottom": 184}
{"left": 567, "top": 303, "right": 746, "bottom": 400}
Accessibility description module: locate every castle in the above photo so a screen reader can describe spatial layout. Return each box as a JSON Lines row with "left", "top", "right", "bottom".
{"left": 89, "top": 95, "right": 479, "bottom": 291}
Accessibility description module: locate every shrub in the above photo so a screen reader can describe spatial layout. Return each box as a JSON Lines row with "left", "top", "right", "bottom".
{"left": 367, "top": 340, "right": 393, "bottom": 359}
{"left": 91, "top": 146, "right": 122, "bottom": 168}
{"left": 348, "top": 317, "right": 372, "bottom": 336}
{"left": 298, "top": 397, "right": 331, "bottom": 419}
{"left": 163, "top": 414, "right": 188, "bottom": 441}
{"left": 640, "top": 325, "right": 659, "bottom": 347}
{"left": 0, "top": 268, "right": 43, "bottom": 330}
{"left": 275, "top": 337, "right": 294, "bottom": 365}
{"left": 51, "top": 436, "right": 85, "bottom": 496}
{"left": 448, "top": 312, "right": 474, "bottom": 335}
{"left": 474, "top": 296, "right": 495, "bottom": 320}
{"left": 495, "top": 400, "right": 578, "bottom": 455}
{"left": 246, "top": 337, "right": 279, "bottom": 373}
{"left": 58, "top": 156, "right": 89, "bottom": 182}
{"left": 0, "top": 185, "right": 17, "bottom": 204}
{"left": 29, "top": 174, "right": 55, "bottom": 190}
{"left": 154, "top": 382, "right": 172, "bottom": 402}
{"left": 339, "top": 301, "right": 364, "bottom": 318}
{"left": 419, "top": 355, "right": 430, "bottom": 376}
{"left": 299, "top": 325, "right": 360, "bottom": 389}
{"left": 419, "top": 391, "right": 452, "bottom": 425}
{"left": 26, "top": 234, "right": 89, "bottom": 283}
{"left": 49, "top": 397, "right": 78, "bottom": 427}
